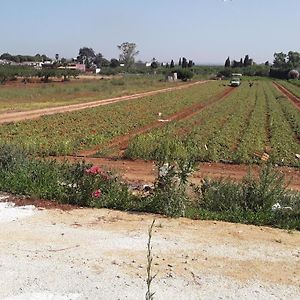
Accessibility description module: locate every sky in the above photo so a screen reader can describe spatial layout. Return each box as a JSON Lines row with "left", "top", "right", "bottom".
{"left": 0, "top": 0, "right": 299, "bottom": 65}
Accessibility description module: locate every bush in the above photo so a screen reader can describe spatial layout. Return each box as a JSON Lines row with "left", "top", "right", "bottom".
{"left": 0, "top": 145, "right": 298, "bottom": 230}
{"left": 0, "top": 145, "right": 133, "bottom": 207}
{"left": 138, "top": 146, "right": 196, "bottom": 217}
{"left": 174, "top": 68, "right": 194, "bottom": 81}
{"left": 195, "top": 165, "right": 300, "bottom": 229}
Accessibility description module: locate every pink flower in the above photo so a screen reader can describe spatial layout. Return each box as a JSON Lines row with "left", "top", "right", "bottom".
{"left": 85, "top": 166, "right": 103, "bottom": 175}
{"left": 92, "top": 189, "right": 102, "bottom": 198}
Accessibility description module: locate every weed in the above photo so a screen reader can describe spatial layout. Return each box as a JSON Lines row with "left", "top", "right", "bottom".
{"left": 146, "top": 219, "right": 156, "bottom": 300}
{"left": 194, "top": 165, "right": 300, "bottom": 229}
{"left": 0, "top": 144, "right": 298, "bottom": 230}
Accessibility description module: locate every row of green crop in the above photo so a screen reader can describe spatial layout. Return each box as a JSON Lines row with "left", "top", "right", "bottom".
{"left": 0, "top": 81, "right": 226, "bottom": 155}
{"left": 234, "top": 85, "right": 269, "bottom": 163}
{"left": 125, "top": 81, "right": 300, "bottom": 167}
{"left": 269, "top": 83, "right": 300, "bottom": 162}
{"left": 203, "top": 85, "right": 256, "bottom": 161}
{"left": 125, "top": 84, "right": 257, "bottom": 162}
{"left": 260, "top": 82, "right": 300, "bottom": 166}
{"left": 124, "top": 84, "right": 250, "bottom": 160}
{"left": 278, "top": 80, "right": 300, "bottom": 98}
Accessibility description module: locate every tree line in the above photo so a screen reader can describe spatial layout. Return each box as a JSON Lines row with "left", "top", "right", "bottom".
{"left": 0, "top": 65, "right": 79, "bottom": 84}
{"left": 221, "top": 50, "right": 300, "bottom": 79}
{"left": 270, "top": 51, "right": 300, "bottom": 79}
{"left": 0, "top": 53, "right": 51, "bottom": 63}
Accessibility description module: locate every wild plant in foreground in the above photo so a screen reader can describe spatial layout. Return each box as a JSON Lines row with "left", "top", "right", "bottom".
{"left": 146, "top": 219, "right": 156, "bottom": 300}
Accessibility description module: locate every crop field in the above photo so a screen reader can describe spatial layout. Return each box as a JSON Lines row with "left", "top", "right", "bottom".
{"left": 1, "top": 78, "right": 300, "bottom": 167}
{"left": 0, "top": 75, "right": 182, "bottom": 112}
{"left": 0, "top": 81, "right": 226, "bottom": 155}
{"left": 277, "top": 80, "right": 300, "bottom": 98}
{"left": 125, "top": 80, "right": 300, "bottom": 167}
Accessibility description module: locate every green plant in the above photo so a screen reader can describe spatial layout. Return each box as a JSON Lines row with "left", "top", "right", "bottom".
{"left": 140, "top": 147, "right": 195, "bottom": 217}
{"left": 194, "top": 165, "right": 300, "bottom": 229}
{"left": 0, "top": 145, "right": 133, "bottom": 208}
{"left": 145, "top": 219, "right": 156, "bottom": 300}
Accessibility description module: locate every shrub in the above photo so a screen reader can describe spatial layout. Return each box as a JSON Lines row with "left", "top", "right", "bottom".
{"left": 0, "top": 145, "right": 298, "bottom": 230}
{"left": 175, "top": 69, "right": 194, "bottom": 81}
{"left": 139, "top": 150, "right": 196, "bottom": 217}
{"left": 195, "top": 165, "right": 300, "bottom": 229}
{"left": 0, "top": 145, "right": 133, "bottom": 207}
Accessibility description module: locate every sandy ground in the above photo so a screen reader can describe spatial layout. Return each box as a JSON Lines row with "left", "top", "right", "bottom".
{"left": 0, "top": 194, "right": 299, "bottom": 299}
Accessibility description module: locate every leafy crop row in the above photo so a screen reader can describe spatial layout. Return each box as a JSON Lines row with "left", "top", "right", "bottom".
{"left": 257, "top": 82, "right": 300, "bottom": 166}
{"left": 234, "top": 84, "right": 269, "bottom": 163}
{"left": 278, "top": 80, "right": 300, "bottom": 99}
{"left": 126, "top": 81, "right": 300, "bottom": 166}
{"left": 125, "top": 84, "right": 251, "bottom": 160}
{"left": 0, "top": 82, "right": 225, "bottom": 155}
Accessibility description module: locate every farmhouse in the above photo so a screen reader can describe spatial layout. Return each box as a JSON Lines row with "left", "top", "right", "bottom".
{"left": 57, "top": 63, "right": 86, "bottom": 72}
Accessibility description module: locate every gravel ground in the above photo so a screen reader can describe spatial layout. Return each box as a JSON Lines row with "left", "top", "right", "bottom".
{"left": 0, "top": 195, "right": 299, "bottom": 300}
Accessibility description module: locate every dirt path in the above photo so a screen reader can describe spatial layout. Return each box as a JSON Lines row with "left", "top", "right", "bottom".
{"left": 273, "top": 81, "right": 300, "bottom": 110}
{"left": 0, "top": 81, "right": 208, "bottom": 124}
{"left": 54, "top": 157, "right": 300, "bottom": 190}
{"left": 0, "top": 197, "right": 299, "bottom": 299}
{"left": 78, "top": 87, "right": 235, "bottom": 157}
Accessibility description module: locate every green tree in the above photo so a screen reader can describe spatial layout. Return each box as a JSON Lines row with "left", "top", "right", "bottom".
{"left": 151, "top": 61, "right": 158, "bottom": 69}
{"left": 182, "top": 57, "right": 187, "bottom": 68}
{"left": 273, "top": 52, "right": 287, "bottom": 69}
{"left": 176, "top": 68, "right": 193, "bottom": 81}
{"left": 77, "top": 47, "right": 96, "bottom": 68}
{"left": 239, "top": 58, "right": 243, "bottom": 67}
{"left": 225, "top": 57, "right": 231, "bottom": 68}
{"left": 170, "top": 59, "right": 175, "bottom": 68}
{"left": 95, "top": 53, "right": 109, "bottom": 67}
{"left": 287, "top": 51, "right": 300, "bottom": 68}
{"left": 110, "top": 58, "right": 120, "bottom": 68}
{"left": 60, "top": 58, "right": 67, "bottom": 65}
{"left": 243, "top": 55, "right": 250, "bottom": 67}
{"left": 0, "top": 53, "right": 13, "bottom": 61}
{"left": 178, "top": 57, "right": 182, "bottom": 66}
{"left": 117, "top": 42, "right": 139, "bottom": 70}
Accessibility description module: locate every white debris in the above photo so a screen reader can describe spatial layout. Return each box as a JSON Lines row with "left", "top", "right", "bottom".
{"left": 159, "top": 163, "right": 170, "bottom": 177}
{"left": 158, "top": 119, "right": 170, "bottom": 122}
{"left": 271, "top": 202, "right": 293, "bottom": 212}
{"left": 295, "top": 154, "right": 300, "bottom": 159}
{"left": 271, "top": 203, "right": 281, "bottom": 211}
{"left": 0, "top": 202, "right": 36, "bottom": 223}
{"left": 57, "top": 181, "right": 78, "bottom": 188}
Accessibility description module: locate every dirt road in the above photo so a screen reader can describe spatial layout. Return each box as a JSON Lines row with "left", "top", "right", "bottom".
{"left": 0, "top": 81, "right": 208, "bottom": 124}
{"left": 55, "top": 157, "right": 300, "bottom": 191}
{"left": 0, "top": 195, "right": 299, "bottom": 300}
